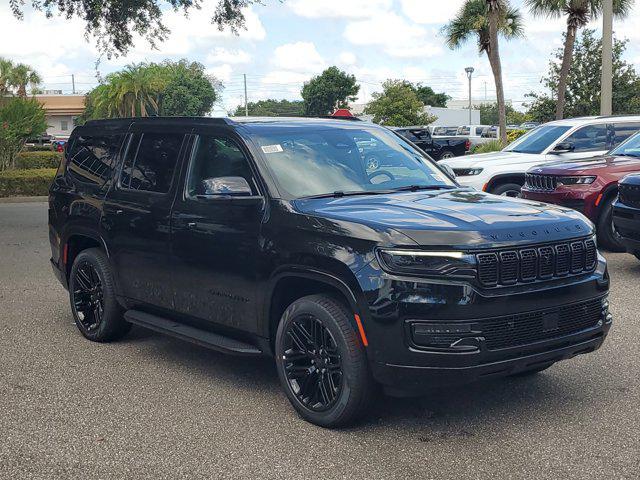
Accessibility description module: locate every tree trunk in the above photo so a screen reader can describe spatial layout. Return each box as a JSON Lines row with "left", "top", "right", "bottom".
{"left": 17, "top": 84, "right": 26, "bottom": 97}
{"left": 556, "top": 24, "right": 577, "bottom": 120}
{"left": 487, "top": 2, "right": 507, "bottom": 145}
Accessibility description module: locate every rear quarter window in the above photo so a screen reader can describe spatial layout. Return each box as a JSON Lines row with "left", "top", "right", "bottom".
{"left": 66, "top": 134, "right": 124, "bottom": 186}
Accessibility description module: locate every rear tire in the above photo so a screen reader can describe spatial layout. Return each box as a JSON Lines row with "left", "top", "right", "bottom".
{"left": 597, "top": 196, "right": 626, "bottom": 252}
{"left": 275, "top": 294, "right": 374, "bottom": 428}
{"left": 439, "top": 150, "right": 456, "bottom": 160}
{"left": 491, "top": 182, "right": 522, "bottom": 197}
{"left": 69, "top": 248, "right": 131, "bottom": 342}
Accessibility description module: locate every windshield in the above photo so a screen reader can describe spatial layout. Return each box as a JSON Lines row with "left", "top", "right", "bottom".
{"left": 610, "top": 131, "right": 640, "bottom": 157}
{"left": 505, "top": 125, "right": 571, "bottom": 154}
{"left": 250, "top": 125, "right": 456, "bottom": 198}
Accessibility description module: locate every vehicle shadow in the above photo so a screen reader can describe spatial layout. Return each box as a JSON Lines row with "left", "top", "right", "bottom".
{"left": 121, "top": 325, "right": 605, "bottom": 435}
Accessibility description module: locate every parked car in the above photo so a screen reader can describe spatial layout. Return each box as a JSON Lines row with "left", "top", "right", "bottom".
{"left": 49, "top": 116, "right": 611, "bottom": 428}
{"left": 456, "top": 125, "right": 493, "bottom": 150}
{"left": 442, "top": 115, "right": 640, "bottom": 197}
{"left": 520, "top": 122, "right": 540, "bottom": 130}
{"left": 432, "top": 126, "right": 459, "bottom": 136}
{"left": 394, "top": 127, "right": 470, "bottom": 160}
{"left": 521, "top": 131, "right": 640, "bottom": 250}
{"left": 613, "top": 173, "right": 640, "bottom": 261}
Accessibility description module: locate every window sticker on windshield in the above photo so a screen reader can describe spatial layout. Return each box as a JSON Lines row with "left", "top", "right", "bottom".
{"left": 261, "top": 144, "right": 284, "bottom": 154}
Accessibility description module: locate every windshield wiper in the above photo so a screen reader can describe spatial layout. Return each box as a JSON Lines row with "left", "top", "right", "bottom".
{"left": 391, "top": 185, "right": 457, "bottom": 192}
{"left": 301, "top": 190, "right": 392, "bottom": 199}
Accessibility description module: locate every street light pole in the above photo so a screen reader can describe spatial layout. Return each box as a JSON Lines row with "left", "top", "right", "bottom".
{"left": 601, "top": 0, "right": 613, "bottom": 115}
{"left": 465, "top": 67, "right": 474, "bottom": 124}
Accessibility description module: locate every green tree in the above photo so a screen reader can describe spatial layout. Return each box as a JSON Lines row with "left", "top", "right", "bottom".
{"left": 0, "top": 98, "right": 47, "bottom": 170}
{"left": 301, "top": 67, "right": 359, "bottom": 116}
{"left": 10, "top": 1, "right": 267, "bottom": 58}
{"left": 525, "top": 29, "right": 640, "bottom": 122}
{"left": 443, "top": 0, "right": 524, "bottom": 143}
{"left": 9, "top": 63, "right": 42, "bottom": 98}
{"left": 82, "top": 60, "right": 220, "bottom": 120}
{"left": 158, "top": 60, "right": 219, "bottom": 116}
{"left": 232, "top": 99, "right": 304, "bottom": 117}
{"left": 526, "top": 0, "right": 633, "bottom": 120}
{"left": 0, "top": 58, "right": 14, "bottom": 99}
{"left": 477, "top": 102, "right": 529, "bottom": 125}
{"left": 364, "top": 80, "right": 437, "bottom": 127}
{"left": 413, "top": 84, "right": 450, "bottom": 107}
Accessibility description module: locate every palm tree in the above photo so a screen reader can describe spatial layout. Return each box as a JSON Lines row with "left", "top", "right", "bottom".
{"left": 10, "top": 63, "right": 42, "bottom": 97}
{"left": 443, "top": 0, "right": 523, "bottom": 144}
{"left": 0, "top": 57, "right": 14, "bottom": 99}
{"left": 526, "top": 0, "right": 633, "bottom": 120}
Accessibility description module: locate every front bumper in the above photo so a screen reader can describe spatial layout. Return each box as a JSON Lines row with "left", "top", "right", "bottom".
{"left": 520, "top": 187, "right": 599, "bottom": 220}
{"left": 356, "top": 255, "right": 611, "bottom": 391}
{"left": 613, "top": 202, "right": 640, "bottom": 253}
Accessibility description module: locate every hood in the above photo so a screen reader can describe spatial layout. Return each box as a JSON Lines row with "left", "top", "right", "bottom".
{"left": 294, "top": 189, "right": 593, "bottom": 250}
{"left": 528, "top": 154, "right": 640, "bottom": 175}
{"left": 442, "top": 150, "right": 540, "bottom": 168}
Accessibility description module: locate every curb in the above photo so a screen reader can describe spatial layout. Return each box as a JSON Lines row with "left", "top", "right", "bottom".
{"left": 0, "top": 196, "right": 48, "bottom": 204}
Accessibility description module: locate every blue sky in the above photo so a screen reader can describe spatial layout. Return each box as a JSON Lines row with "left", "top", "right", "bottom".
{"left": 2, "top": 0, "right": 638, "bottom": 114}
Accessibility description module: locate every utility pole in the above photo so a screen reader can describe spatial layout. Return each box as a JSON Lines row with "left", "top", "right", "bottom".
{"left": 243, "top": 74, "right": 249, "bottom": 116}
{"left": 71, "top": 74, "right": 76, "bottom": 94}
{"left": 601, "top": 0, "right": 613, "bottom": 115}
{"left": 465, "top": 67, "right": 474, "bottom": 124}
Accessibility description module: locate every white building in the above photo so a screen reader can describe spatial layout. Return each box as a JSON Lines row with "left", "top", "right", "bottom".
{"left": 35, "top": 94, "right": 85, "bottom": 140}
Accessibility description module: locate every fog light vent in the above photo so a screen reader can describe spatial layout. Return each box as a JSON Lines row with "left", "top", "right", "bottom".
{"left": 411, "top": 323, "right": 479, "bottom": 351}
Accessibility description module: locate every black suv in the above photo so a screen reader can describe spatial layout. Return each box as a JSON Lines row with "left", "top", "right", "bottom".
{"left": 49, "top": 117, "right": 612, "bottom": 427}
{"left": 613, "top": 173, "right": 640, "bottom": 261}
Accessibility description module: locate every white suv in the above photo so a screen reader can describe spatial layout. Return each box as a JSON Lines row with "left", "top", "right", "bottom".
{"left": 441, "top": 116, "right": 640, "bottom": 196}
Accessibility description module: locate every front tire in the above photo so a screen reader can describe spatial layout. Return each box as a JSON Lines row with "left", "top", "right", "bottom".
{"left": 69, "top": 248, "right": 131, "bottom": 342}
{"left": 491, "top": 182, "right": 522, "bottom": 197}
{"left": 597, "top": 196, "right": 625, "bottom": 251}
{"left": 439, "top": 150, "right": 455, "bottom": 160}
{"left": 275, "top": 295, "right": 374, "bottom": 428}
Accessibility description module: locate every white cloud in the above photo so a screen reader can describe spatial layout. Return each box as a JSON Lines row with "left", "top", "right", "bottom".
{"left": 400, "top": 0, "right": 466, "bottom": 24}
{"left": 288, "top": 0, "right": 392, "bottom": 19}
{"left": 206, "top": 47, "right": 251, "bottom": 65}
{"left": 208, "top": 64, "right": 233, "bottom": 82}
{"left": 272, "top": 41, "right": 326, "bottom": 72}
{"left": 337, "top": 52, "right": 357, "bottom": 66}
{"left": 344, "top": 13, "right": 442, "bottom": 58}
{"left": 260, "top": 70, "right": 311, "bottom": 85}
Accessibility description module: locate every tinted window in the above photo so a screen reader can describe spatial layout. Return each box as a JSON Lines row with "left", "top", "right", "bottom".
{"left": 505, "top": 125, "right": 571, "bottom": 154}
{"left": 610, "top": 131, "right": 640, "bottom": 157}
{"left": 563, "top": 124, "right": 609, "bottom": 152}
{"left": 67, "top": 134, "right": 124, "bottom": 186}
{"left": 458, "top": 126, "right": 470, "bottom": 135}
{"left": 186, "top": 136, "right": 255, "bottom": 197}
{"left": 475, "top": 127, "right": 484, "bottom": 136}
{"left": 121, "top": 132, "right": 184, "bottom": 193}
{"left": 612, "top": 123, "right": 640, "bottom": 147}
{"left": 251, "top": 126, "right": 455, "bottom": 198}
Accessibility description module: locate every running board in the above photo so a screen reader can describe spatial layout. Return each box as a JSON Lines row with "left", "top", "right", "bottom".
{"left": 124, "top": 310, "right": 262, "bottom": 356}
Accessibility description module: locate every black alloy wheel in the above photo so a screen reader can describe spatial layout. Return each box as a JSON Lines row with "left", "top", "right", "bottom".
{"left": 281, "top": 315, "right": 343, "bottom": 412}
{"left": 69, "top": 248, "right": 131, "bottom": 342}
{"left": 72, "top": 261, "right": 105, "bottom": 332}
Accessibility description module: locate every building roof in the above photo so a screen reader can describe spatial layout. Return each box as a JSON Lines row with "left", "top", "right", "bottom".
{"left": 35, "top": 94, "right": 85, "bottom": 116}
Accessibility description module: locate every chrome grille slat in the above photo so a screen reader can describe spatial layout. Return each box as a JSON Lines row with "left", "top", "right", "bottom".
{"left": 476, "top": 238, "right": 597, "bottom": 287}
{"left": 525, "top": 174, "right": 558, "bottom": 192}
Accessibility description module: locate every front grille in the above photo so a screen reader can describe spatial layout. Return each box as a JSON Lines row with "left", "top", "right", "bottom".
{"left": 476, "top": 238, "right": 597, "bottom": 287}
{"left": 619, "top": 183, "right": 640, "bottom": 208}
{"left": 525, "top": 173, "right": 558, "bottom": 192}
{"left": 479, "top": 297, "right": 604, "bottom": 350}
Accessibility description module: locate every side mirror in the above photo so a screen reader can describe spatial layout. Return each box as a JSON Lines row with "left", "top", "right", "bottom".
{"left": 199, "top": 176, "right": 253, "bottom": 197}
{"left": 441, "top": 164, "right": 456, "bottom": 179}
{"left": 552, "top": 142, "right": 574, "bottom": 154}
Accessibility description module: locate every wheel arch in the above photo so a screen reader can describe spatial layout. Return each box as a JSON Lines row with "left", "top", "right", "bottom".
{"left": 486, "top": 173, "right": 526, "bottom": 192}
{"left": 62, "top": 228, "right": 110, "bottom": 280}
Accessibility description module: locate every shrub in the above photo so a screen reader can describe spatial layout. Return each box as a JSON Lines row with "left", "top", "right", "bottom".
{"left": 0, "top": 168, "right": 56, "bottom": 197}
{"left": 14, "top": 151, "right": 62, "bottom": 169}
{"left": 24, "top": 145, "right": 54, "bottom": 152}
{"left": 473, "top": 140, "right": 504, "bottom": 154}
{"left": 507, "top": 129, "right": 527, "bottom": 143}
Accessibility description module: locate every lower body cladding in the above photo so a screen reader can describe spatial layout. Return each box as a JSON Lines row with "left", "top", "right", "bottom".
{"left": 355, "top": 256, "right": 611, "bottom": 393}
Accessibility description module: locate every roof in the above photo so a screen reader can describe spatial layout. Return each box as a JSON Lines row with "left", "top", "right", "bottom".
{"left": 545, "top": 115, "right": 640, "bottom": 127}
{"left": 35, "top": 94, "right": 85, "bottom": 116}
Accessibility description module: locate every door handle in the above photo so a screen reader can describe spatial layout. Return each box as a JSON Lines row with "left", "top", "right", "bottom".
{"left": 187, "top": 222, "right": 197, "bottom": 229}
{"left": 115, "top": 209, "right": 124, "bottom": 215}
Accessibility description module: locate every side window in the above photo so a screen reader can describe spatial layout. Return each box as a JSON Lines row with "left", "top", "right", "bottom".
{"left": 410, "top": 129, "right": 431, "bottom": 140}
{"left": 186, "top": 136, "right": 256, "bottom": 198}
{"left": 563, "top": 124, "right": 609, "bottom": 152}
{"left": 612, "top": 123, "right": 640, "bottom": 147}
{"left": 475, "top": 127, "right": 484, "bottom": 136}
{"left": 120, "top": 132, "right": 184, "bottom": 193}
{"left": 67, "top": 134, "right": 124, "bottom": 186}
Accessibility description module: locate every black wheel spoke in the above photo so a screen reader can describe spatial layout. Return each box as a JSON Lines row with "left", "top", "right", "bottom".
{"left": 71, "top": 262, "right": 105, "bottom": 332}
{"left": 282, "top": 315, "right": 344, "bottom": 412}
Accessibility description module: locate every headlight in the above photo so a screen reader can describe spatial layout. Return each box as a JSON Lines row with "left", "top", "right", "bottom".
{"left": 557, "top": 176, "right": 596, "bottom": 185}
{"left": 454, "top": 168, "right": 483, "bottom": 176}
{"left": 376, "top": 249, "right": 477, "bottom": 277}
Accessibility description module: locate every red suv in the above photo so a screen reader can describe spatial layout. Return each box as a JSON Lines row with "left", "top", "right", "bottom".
{"left": 521, "top": 132, "right": 640, "bottom": 250}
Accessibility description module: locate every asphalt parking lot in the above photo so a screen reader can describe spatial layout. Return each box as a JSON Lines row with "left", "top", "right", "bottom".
{"left": 1, "top": 201, "right": 639, "bottom": 480}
